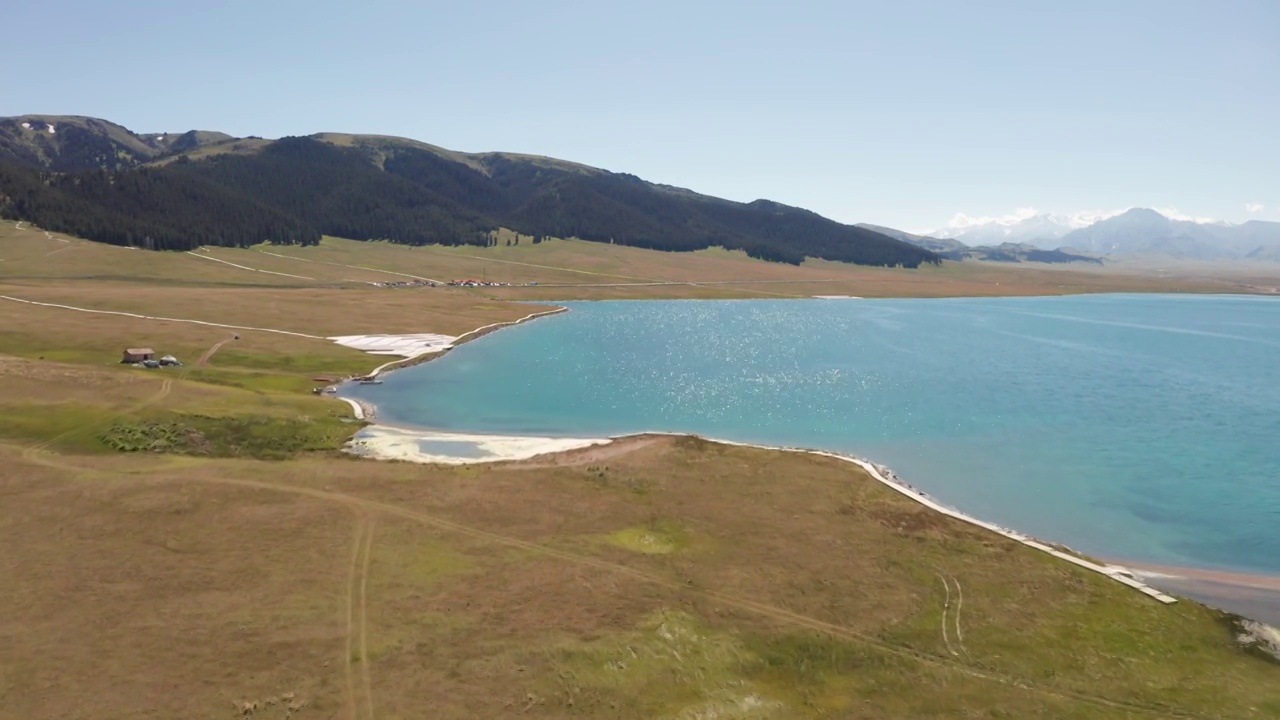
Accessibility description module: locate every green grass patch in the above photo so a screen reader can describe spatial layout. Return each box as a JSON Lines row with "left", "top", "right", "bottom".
{"left": 212, "top": 348, "right": 369, "bottom": 376}
{"left": 181, "top": 413, "right": 354, "bottom": 459}
{"left": 738, "top": 631, "right": 910, "bottom": 714}
{"left": 0, "top": 331, "right": 111, "bottom": 367}
{"left": 535, "top": 609, "right": 776, "bottom": 718}
{"left": 0, "top": 402, "right": 118, "bottom": 452}
{"left": 605, "top": 519, "right": 690, "bottom": 555}
{"left": 98, "top": 412, "right": 357, "bottom": 460}
{"left": 99, "top": 421, "right": 206, "bottom": 453}
{"left": 183, "top": 367, "right": 317, "bottom": 395}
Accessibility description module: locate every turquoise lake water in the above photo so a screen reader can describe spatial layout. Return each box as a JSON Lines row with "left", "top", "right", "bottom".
{"left": 345, "top": 294, "right": 1280, "bottom": 575}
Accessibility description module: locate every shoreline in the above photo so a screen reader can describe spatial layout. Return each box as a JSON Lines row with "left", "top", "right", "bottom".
{"left": 331, "top": 303, "right": 1280, "bottom": 622}
{"left": 326, "top": 306, "right": 570, "bottom": 418}
{"left": 346, "top": 422, "right": 1184, "bottom": 603}
{"left": 363, "top": 306, "right": 568, "bottom": 378}
{"left": 1116, "top": 561, "right": 1280, "bottom": 592}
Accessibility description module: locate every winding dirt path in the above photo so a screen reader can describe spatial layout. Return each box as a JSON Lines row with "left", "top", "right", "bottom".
{"left": 359, "top": 520, "right": 376, "bottom": 720}
{"left": 196, "top": 336, "right": 237, "bottom": 367}
{"left": 255, "top": 249, "right": 444, "bottom": 285}
{"left": 343, "top": 515, "right": 377, "bottom": 720}
{"left": 344, "top": 517, "right": 366, "bottom": 720}
{"left": 186, "top": 249, "right": 315, "bottom": 280}
{"left": 0, "top": 294, "right": 324, "bottom": 339}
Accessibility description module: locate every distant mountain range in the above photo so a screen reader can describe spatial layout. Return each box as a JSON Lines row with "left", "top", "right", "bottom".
{"left": 874, "top": 208, "right": 1280, "bottom": 263}
{"left": 926, "top": 212, "right": 1096, "bottom": 247}
{"left": 856, "top": 224, "right": 1101, "bottom": 264}
{"left": 0, "top": 114, "right": 936, "bottom": 268}
{"left": 1056, "top": 208, "right": 1280, "bottom": 261}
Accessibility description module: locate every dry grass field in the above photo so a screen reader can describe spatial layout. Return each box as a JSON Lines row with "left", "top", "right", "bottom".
{"left": 8, "top": 223, "right": 1276, "bottom": 302}
{"left": 3, "top": 223, "right": 1280, "bottom": 719}
{"left": 4, "top": 431, "right": 1280, "bottom": 719}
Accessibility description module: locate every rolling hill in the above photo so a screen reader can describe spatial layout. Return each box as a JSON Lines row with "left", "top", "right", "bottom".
{"left": 0, "top": 115, "right": 938, "bottom": 268}
{"left": 0, "top": 115, "right": 237, "bottom": 171}
{"left": 855, "top": 223, "right": 968, "bottom": 253}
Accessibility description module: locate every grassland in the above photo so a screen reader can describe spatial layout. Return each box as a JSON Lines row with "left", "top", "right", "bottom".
{"left": 7, "top": 223, "right": 1278, "bottom": 303}
{"left": 2, "top": 222, "right": 1280, "bottom": 718}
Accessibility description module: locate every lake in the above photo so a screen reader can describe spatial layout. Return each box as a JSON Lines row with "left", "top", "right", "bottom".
{"left": 344, "top": 294, "right": 1280, "bottom": 576}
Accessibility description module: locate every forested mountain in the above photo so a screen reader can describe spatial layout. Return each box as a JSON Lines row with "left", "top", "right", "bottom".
{"left": 0, "top": 116, "right": 939, "bottom": 268}
{"left": 0, "top": 161, "right": 319, "bottom": 250}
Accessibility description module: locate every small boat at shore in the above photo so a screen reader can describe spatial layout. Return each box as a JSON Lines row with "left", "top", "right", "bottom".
{"left": 358, "top": 379, "right": 384, "bottom": 385}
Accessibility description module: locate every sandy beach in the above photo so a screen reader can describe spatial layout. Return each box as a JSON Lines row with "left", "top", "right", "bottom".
{"left": 347, "top": 424, "right": 610, "bottom": 465}
{"left": 326, "top": 307, "right": 568, "bottom": 379}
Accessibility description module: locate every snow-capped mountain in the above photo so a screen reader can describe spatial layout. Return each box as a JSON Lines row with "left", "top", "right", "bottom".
{"left": 1059, "top": 209, "right": 1280, "bottom": 260}
{"left": 929, "top": 209, "right": 1112, "bottom": 248}
{"left": 902, "top": 208, "right": 1280, "bottom": 261}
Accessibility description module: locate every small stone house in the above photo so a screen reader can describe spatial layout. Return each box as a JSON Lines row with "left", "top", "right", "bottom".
{"left": 122, "top": 347, "right": 156, "bottom": 363}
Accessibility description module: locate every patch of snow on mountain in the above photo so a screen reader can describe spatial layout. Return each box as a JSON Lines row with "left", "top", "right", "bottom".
{"left": 1154, "top": 207, "right": 1221, "bottom": 225}
{"left": 925, "top": 206, "right": 1239, "bottom": 249}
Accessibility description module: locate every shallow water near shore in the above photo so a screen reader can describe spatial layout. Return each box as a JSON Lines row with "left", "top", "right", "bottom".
{"left": 344, "top": 294, "right": 1280, "bottom": 577}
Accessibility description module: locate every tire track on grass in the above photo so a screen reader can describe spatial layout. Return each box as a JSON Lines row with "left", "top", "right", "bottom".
{"left": 196, "top": 335, "right": 238, "bottom": 366}
{"left": 344, "top": 516, "right": 366, "bottom": 720}
{"left": 20, "top": 378, "right": 172, "bottom": 467}
{"left": 359, "top": 519, "right": 376, "bottom": 720}
{"left": 344, "top": 515, "right": 377, "bottom": 720}
{"left": 937, "top": 573, "right": 957, "bottom": 656}
{"left": 954, "top": 576, "right": 971, "bottom": 659}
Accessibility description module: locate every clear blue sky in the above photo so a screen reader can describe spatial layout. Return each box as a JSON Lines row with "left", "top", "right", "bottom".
{"left": 3, "top": 0, "right": 1277, "bottom": 231}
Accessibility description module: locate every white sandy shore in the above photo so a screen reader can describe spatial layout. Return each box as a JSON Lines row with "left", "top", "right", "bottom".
{"left": 336, "top": 397, "right": 367, "bottom": 421}
{"left": 328, "top": 333, "right": 457, "bottom": 357}
{"left": 348, "top": 425, "right": 608, "bottom": 464}
{"left": 329, "top": 308, "right": 569, "bottom": 378}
